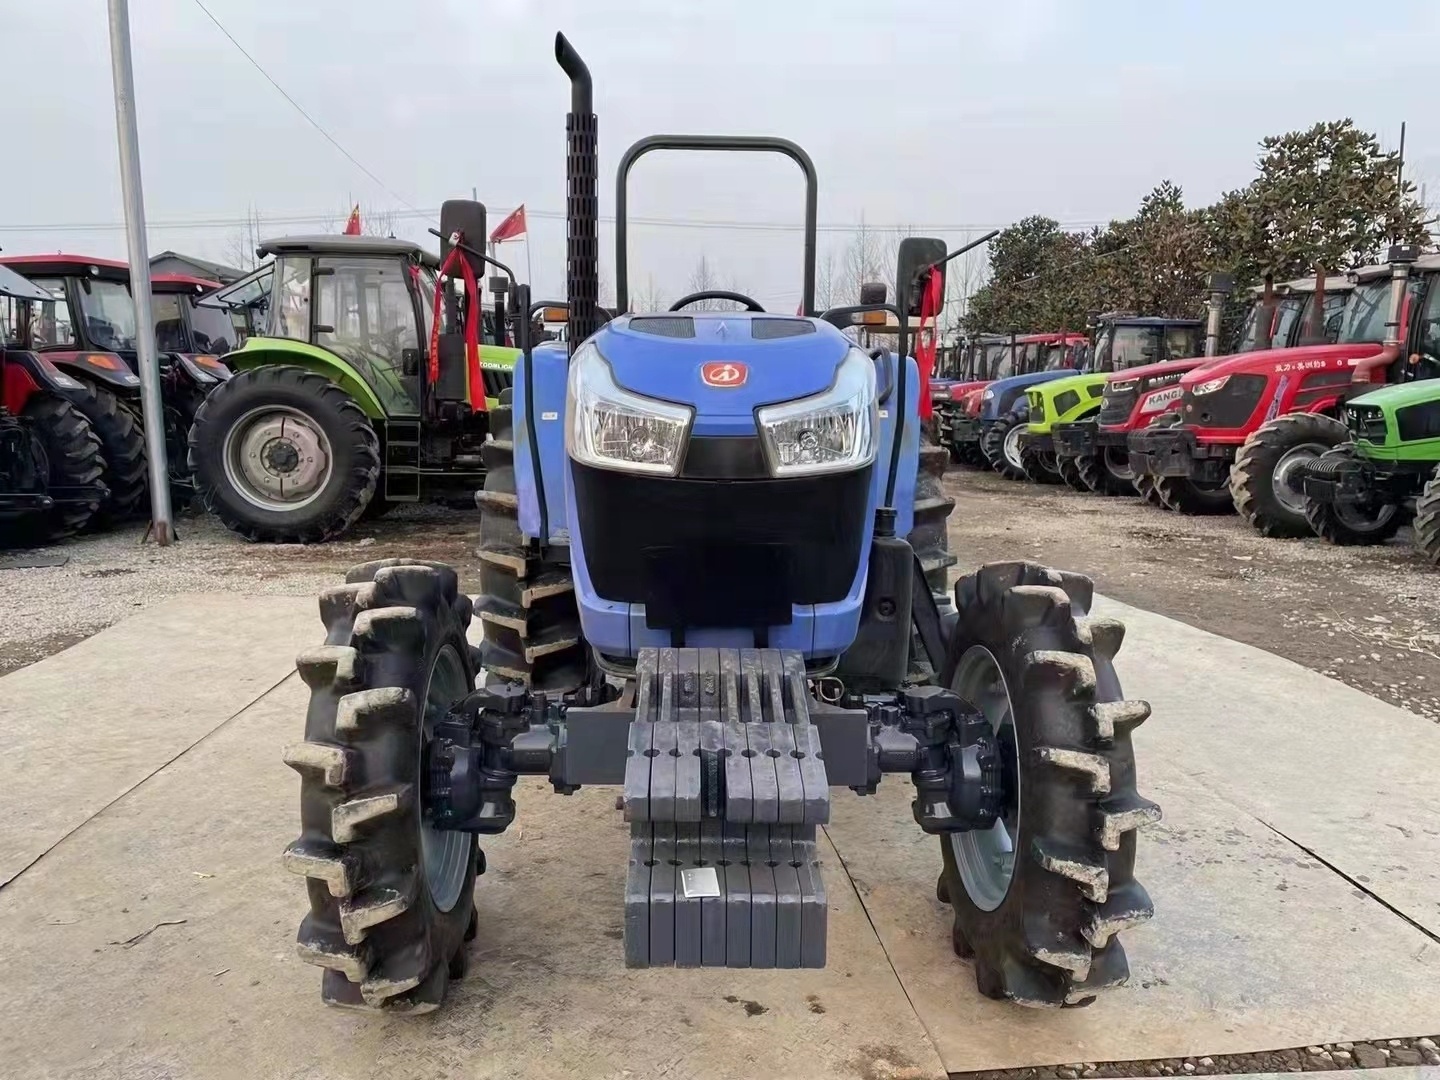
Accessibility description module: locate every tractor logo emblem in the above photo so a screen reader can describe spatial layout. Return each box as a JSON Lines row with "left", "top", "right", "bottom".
{"left": 701, "top": 361, "right": 747, "bottom": 388}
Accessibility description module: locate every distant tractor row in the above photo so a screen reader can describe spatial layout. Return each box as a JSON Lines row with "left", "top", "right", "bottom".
{"left": 940, "top": 246, "right": 1440, "bottom": 565}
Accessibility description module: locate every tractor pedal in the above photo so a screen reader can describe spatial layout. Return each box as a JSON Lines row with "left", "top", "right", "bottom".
{"left": 624, "top": 821, "right": 826, "bottom": 969}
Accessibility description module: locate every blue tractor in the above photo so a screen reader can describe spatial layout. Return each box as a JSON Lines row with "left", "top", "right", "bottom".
{"left": 282, "top": 33, "right": 1159, "bottom": 1014}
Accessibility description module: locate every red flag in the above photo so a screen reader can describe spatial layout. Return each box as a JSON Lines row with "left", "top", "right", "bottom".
{"left": 490, "top": 205, "right": 527, "bottom": 243}
{"left": 342, "top": 205, "right": 362, "bottom": 236}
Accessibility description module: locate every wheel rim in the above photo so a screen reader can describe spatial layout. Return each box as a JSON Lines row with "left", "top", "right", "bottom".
{"left": 421, "top": 643, "right": 471, "bottom": 913}
{"left": 1002, "top": 426, "right": 1025, "bottom": 471}
{"left": 1271, "top": 442, "right": 1329, "bottom": 516}
{"left": 1103, "top": 447, "right": 1133, "bottom": 481}
{"left": 949, "top": 645, "right": 1020, "bottom": 912}
{"left": 221, "top": 406, "right": 333, "bottom": 511}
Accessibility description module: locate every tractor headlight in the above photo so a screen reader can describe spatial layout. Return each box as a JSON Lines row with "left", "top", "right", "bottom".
{"left": 756, "top": 347, "right": 876, "bottom": 477}
{"left": 566, "top": 342, "right": 694, "bottom": 476}
{"left": 1191, "top": 375, "right": 1230, "bottom": 396}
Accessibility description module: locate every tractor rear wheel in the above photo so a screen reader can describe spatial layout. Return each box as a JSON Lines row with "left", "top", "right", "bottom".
{"left": 1302, "top": 446, "right": 1404, "bottom": 546}
{"left": 1154, "top": 476, "right": 1232, "bottom": 515}
{"left": 283, "top": 560, "right": 478, "bottom": 1011}
{"left": 1232, "top": 412, "right": 1348, "bottom": 538}
{"left": 937, "top": 561, "right": 1158, "bottom": 1006}
{"left": 987, "top": 419, "right": 1028, "bottom": 481}
{"left": 12, "top": 395, "right": 108, "bottom": 544}
{"left": 189, "top": 366, "right": 380, "bottom": 543}
{"left": 1413, "top": 467, "right": 1440, "bottom": 566}
{"left": 475, "top": 392, "right": 589, "bottom": 694}
{"left": 1055, "top": 455, "right": 1089, "bottom": 492}
{"left": 68, "top": 379, "right": 146, "bottom": 527}
{"left": 913, "top": 443, "right": 958, "bottom": 603}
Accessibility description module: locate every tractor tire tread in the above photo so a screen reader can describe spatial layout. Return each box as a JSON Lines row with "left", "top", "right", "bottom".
{"left": 1231, "top": 412, "right": 1347, "bottom": 538}
{"left": 69, "top": 379, "right": 147, "bottom": 526}
{"left": 1414, "top": 468, "right": 1440, "bottom": 566}
{"left": 14, "top": 395, "right": 108, "bottom": 542}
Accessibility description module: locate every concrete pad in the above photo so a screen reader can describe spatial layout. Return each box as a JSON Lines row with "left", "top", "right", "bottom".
{"left": 1098, "top": 595, "right": 1440, "bottom": 937}
{"left": 0, "top": 676, "right": 945, "bottom": 1080}
{"left": 0, "top": 594, "right": 315, "bottom": 886}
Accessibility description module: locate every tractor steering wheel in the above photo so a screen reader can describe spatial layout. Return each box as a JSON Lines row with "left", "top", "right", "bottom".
{"left": 668, "top": 291, "right": 766, "bottom": 312}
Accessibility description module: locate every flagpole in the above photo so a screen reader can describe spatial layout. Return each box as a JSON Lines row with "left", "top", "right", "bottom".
{"left": 526, "top": 236, "right": 534, "bottom": 287}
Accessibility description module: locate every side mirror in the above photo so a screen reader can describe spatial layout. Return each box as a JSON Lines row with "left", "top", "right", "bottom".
{"left": 440, "top": 199, "right": 488, "bottom": 276}
{"left": 895, "top": 236, "right": 947, "bottom": 317}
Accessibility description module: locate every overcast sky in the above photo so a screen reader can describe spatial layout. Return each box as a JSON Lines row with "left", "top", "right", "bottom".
{"left": 4, "top": 0, "right": 1438, "bottom": 312}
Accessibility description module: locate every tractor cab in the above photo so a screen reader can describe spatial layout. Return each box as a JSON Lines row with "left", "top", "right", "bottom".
{"left": 941, "top": 333, "right": 1013, "bottom": 464}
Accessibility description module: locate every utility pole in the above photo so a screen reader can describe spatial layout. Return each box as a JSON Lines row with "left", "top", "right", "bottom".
{"left": 106, "top": 0, "right": 174, "bottom": 543}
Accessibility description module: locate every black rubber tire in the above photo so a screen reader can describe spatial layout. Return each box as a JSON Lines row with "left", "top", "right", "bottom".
{"left": 1020, "top": 446, "right": 1063, "bottom": 485}
{"left": 1056, "top": 455, "right": 1089, "bottom": 492}
{"left": 936, "top": 561, "right": 1158, "bottom": 1007}
{"left": 979, "top": 424, "right": 1003, "bottom": 467}
{"left": 11, "top": 395, "right": 108, "bottom": 544}
{"left": 189, "top": 366, "right": 380, "bottom": 543}
{"left": 1413, "top": 468, "right": 1440, "bottom": 566}
{"left": 162, "top": 383, "right": 207, "bottom": 512}
{"left": 948, "top": 444, "right": 964, "bottom": 465}
{"left": 68, "top": 379, "right": 147, "bottom": 526}
{"left": 1232, "top": 412, "right": 1348, "bottom": 538}
{"left": 1076, "top": 451, "right": 1132, "bottom": 497}
{"left": 985, "top": 419, "right": 1028, "bottom": 481}
{"left": 283, "top": 560, "right": 478, "bottom": 1012}
{"left": 1154, "top": 475, "right": 1233, "bottom": 515}
{"left": 475, "top": 393, "right": 588, "bottom": 694}
{"left": 1302, "top": 446, "right": 1405, "bottom": 546}
{"left": 913, "top": 443, "right": 958, "bottom": 601}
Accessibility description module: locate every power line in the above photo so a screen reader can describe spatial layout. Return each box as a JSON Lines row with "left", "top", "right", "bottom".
{"left": 189, "top": 0, "right": 429, "bottom": 221}
{"left": 1, "top": 205, "right": 1108, "bottom": 236}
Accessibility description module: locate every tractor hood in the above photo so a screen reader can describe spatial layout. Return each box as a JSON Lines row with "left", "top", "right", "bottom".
{"left": 1107, "top": 355, "right": 1217, "bottom": 386}
{"left": 979, "top": 369, "right": 1074, "bottom": 419}
{"left": 593, "top": 313, "right": 851, "bottom": 436}
{"left": 1348, "top": 379, "right": 1440, "bottom": 411}
{"left": 1177, "top": 341, "right": 1376, "bottom": 388}
{"left": 935, "top": 378, "right": 990, "bottom": 401}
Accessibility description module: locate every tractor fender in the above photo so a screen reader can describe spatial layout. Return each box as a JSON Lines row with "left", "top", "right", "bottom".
{"left": 2, "top": 350, "right": 89, "bottom": 412}
{"left": 224, "top": 339, "right": 388, "bottom": 419}
{"left": 44, "top": 351, "right": 141, "bottom": 395}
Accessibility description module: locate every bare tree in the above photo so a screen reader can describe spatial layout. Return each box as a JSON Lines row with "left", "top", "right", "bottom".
{"left": 839, "top": 215, "right": 885, "bottom": 305}
{"left": 222, "top": 205, "right": 265, "bottom": 271}
{"left": 943, "top": 234, "right": 990, "bottom": 335}
{"left": 633, "top": 273, "right": 668, "bottom": 312}
{"left": 684, "top": 255, "right": 746, "bottom": 310}
{"left": 815, "top": 249, "right": 838, "bottom": 311}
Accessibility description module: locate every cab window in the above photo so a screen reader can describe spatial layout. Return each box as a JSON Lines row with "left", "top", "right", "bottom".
{"left": 25, "top": 278, "right": 77, "bottom": 348}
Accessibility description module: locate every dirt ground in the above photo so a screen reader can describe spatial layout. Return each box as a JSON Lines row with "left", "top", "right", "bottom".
{"left": 3, "top": 474, "right": 1439, "bottom": 726}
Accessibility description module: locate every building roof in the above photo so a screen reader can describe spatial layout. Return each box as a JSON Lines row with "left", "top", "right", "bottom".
{"left": 149, "top": 250, "right": 246, "bottom": 283}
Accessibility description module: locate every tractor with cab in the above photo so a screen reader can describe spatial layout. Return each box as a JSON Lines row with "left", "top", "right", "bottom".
{"left": 1028, "top": 315, "right": 1204, "bottom": 493}
{"left": 0, "top": 263, "right": 108, "bottom": 545}
{"left": 1127, "top": 254, "right": 1415, "bottom": 525}
{"left": 972, "top": 332, "right": 1086, "bottom": 480}
{"left": 944, "top": 333, "right": 1012, "bottom": 465}
{"left": 280, "top": 33, "right": 1160, "bottom": 1015}
{"left": 188, "top": 233, "right": 521, "bottom": 542}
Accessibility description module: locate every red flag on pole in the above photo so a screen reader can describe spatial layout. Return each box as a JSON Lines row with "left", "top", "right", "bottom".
{"left": 342, "top": 205, "right": 362, "bottom": 235}
{"left": 490, "top": 205, "right": 527, "bottom": 243}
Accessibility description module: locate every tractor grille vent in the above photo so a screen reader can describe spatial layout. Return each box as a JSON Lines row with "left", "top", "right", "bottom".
{"left": 480, "top": 367, "right": 514, "bottom": 399}
{"left": 1397, "top": 402, "right": 1440, "bottom": 442}
{"left": 628, "top": 316, "right": 696, "bottom": 338}
{"left": 1345, "top": 404, "right": 1388, "bottom": 443}
{"left": 1099, "top": 385, "right": 1137, "bottom": 425}
{"left": 751, "top": 318, "right": 816, "bottom": 339}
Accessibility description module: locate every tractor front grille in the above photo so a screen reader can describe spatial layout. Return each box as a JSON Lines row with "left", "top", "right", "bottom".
{"left": 1098, "top": 381, "right": 1138, "bottom": 426}
{"left": 480, "top": 366, "right": 514, "bottom": 399}
{"left": 1345, "top": 404, "right": 1388, "bottom": 443}
{"left": 1053, "top": 389, "right": 1082, "bottom": 417}
{"left": 1182, "top": 373, "right": 1267, "bottom": 430}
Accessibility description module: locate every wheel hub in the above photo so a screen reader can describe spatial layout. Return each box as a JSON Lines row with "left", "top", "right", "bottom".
{"left": 948, "top": 645, "right": 1021, "bottom": 911}
{"left": 1002, "top": 426, "right": 1024, "bottom": 471}
{"left": 1272, "top": 442, "right": 1329, "bottom": 515}
{"left": 1103, "top": 446, "right": 1133, "bottom": 481}
{"left": 421, "top": 644, "right": 472, "bottom": 913}
{"left": 222, "top": 406, "right": 334, "bottom": 511}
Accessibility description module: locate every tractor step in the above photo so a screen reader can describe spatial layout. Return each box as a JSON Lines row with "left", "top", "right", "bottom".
{"left": 624, "top": 821, "right": 826, "bottom": 969}
{"left": 618, "top": 647, "right": 831, "bottom": 968}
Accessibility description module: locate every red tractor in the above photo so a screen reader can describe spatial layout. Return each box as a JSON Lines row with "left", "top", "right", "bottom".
{"left": 1128, "top": 254, "right": 1408, "bottom": 524}
{"left": 1, "top": 265, "right": 108, "bottom": 545}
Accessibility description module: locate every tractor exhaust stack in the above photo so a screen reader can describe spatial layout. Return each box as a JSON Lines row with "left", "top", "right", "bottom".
{"left": 556, "top": 33, "right": 600, "bottom": 350}
{"left": 1203, "top": 271, "right": 1234, "bottom": 357}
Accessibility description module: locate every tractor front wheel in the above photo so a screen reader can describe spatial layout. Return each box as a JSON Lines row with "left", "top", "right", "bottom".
{"left": 1055, "top": 455, "right": 1089, "bottom": 492}
{"left": 1413, "top": 467, "right": 1440, "bottom": 566}
{"left": 1231, "top": 412, "right": 1348, "bottom": 538}
{"left": 1132, "top": 475, "right": 1165, "bottom": 508}
{"left": 937, "top": 561, "right": 1158, "bottom": 1006}
{"left": 986, "top": 419, "right": 1029, "bottom": 481}
{"left": 1020, "top": 445, "right": 1062, "bottom": 485}
{"left": 283, "top": 560, "right": 478, "bottom": 1011}
{"left": 1077, "top": 448, "right": 1133, "bottom": 497}
{"left": 189, "top": 366, "right": 380, "bottom": 543}
{"left": 1302, "top": 446, "right": 1404, "bottom": 546}
{"left": 1154, "top": 476, "right": 1232, "bottom": 515}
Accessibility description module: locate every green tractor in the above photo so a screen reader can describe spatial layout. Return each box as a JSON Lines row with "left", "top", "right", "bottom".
{"left": 190, "top": 215, "right": 520, "bottom": 542}
{"left": 1300, "top": 371, "right": 1440, "bottom": 561}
